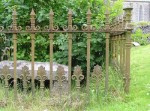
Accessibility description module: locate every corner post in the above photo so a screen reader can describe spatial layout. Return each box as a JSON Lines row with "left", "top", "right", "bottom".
{"left": 123, "top": 7, "right": 133, "bottom": 93}
{"left": 105, "top": 9, "right": 110, "bottom": 93}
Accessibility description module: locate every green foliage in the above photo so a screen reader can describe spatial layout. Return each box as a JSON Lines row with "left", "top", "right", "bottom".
{"left": 131, "top": 21, "right": 150, "bottom": 27}
{"left": 110, "top": 0, "right": 123, "bottom": 19}
{"left": 132, "top": 28, "right": 149, "bottom": 45}
{"left": 0, "top": 0, "right": 123, "bottom": 72}
{"left": 0, "top": 34, "right": 12, "bottom": 61}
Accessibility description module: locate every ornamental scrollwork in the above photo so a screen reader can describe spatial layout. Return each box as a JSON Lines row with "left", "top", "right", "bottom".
{"left": 92, "top": 65, "right": 102, "bottom": 80}
{"left": 72, "top": 25, "right": 78, "bottom": 31}
{"left": 55, "top": 66, "right": 66, "bottom": 88}
{"left": 36, "top": 66, "right": 47, "bottom": 81}
{"left": 81, "top": 24, "right": 88, "bottom": 31}
{"left": 0, "top": 65, "right": 11, "bottom": 80}
{"left": 20, "top": 66, "right": 31, "bottom": 82}
{"left": 0, "top": 26, "right": 4, "bottom": 32}
{"left": 72, "top": 65, "right": 84, "bottom": 89}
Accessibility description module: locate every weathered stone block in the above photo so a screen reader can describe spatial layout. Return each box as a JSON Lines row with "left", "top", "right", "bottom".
{"left": 0, "top": 60, "right": 68, "bottom": 80}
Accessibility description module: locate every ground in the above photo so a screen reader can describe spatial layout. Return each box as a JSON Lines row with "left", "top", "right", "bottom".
{"left": 0, "top": 45, "right": 150, "bottom": 111}
{"left": 88, "top": 45, "right": 150, "bottom": 111}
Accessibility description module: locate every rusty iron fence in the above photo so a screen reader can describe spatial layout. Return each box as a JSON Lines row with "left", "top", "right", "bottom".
{"left": 0, "top": 7, "right": 132, "bottom": 102}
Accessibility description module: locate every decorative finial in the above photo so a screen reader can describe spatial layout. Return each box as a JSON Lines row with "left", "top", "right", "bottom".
{"left": 12, "top": 8, "right": 17, "bottom": 16}
{"left": 68, "top": 9, "right": 72, "bottom": 15}
{"left": 87, "top": 9, "right": 91, "bottom": 15}
{"left": 49, "top": 9, "right": 54, "bottom": 15}
{"left": 30, "top": 9, "right": 35, "bottom": 16}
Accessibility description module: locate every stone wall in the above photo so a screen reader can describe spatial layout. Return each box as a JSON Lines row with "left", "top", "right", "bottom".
{"left": 123, "top": 1, "right": 150, "bottom": 22}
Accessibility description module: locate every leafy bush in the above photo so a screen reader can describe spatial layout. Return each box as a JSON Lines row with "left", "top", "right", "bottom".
{"left": 132, "top": 28, "right": 149, "bottom": 45}
{"left": 131, "top": 22, "right": 150, "bottom": 27}
{"left": 0, "top": 0, "right": 123, "bottom": 73}
{"left": 0, "top": 34, "right": 12, "bottom": 61}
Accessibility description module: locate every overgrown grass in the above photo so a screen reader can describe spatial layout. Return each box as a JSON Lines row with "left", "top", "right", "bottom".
{"left": 0, "top": 45, "right": 150, "bottom": 111}
{"left": 86, "top": 45, "right": 150, "bottom": 111}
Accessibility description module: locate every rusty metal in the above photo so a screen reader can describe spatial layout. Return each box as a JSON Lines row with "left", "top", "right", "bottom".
{"left": 0, "top": 30, "right": 126, "bottom": 33}
{"left": 49, "top": 9, "right": 54, "bottom": 94}
{"left": 86, "top": 9, "right": 91, "bottom": 95}
{"left": 30, "top": 9, "right": 36, "bottom": 97}
{"left": 118, "top": 35, "right": 121, "bottom": 68}
{"left": 72, "top": 66, "right": 84, "bottom": 101}
{"left": 12, "top": 9, "right": 18, "bottom": 100}
{"left": 0, "top": 7, "right": 133, "bottom": 101}
{"left": 115, "top": 36, "right": 118, "bottom": 66}
{"left": 117, "top": 17, "right": 120, "bottom": 30}
{"left": 68, "top": 9, "right": 72, "bottom": 96}
{"left": 122, "top": 34, "right": 126, "bottom": 75}
{"left": 122, "top": 14, "right": 126, "bottom": 75}
{"left": 105, "top": 9, "right": 110, "bottom": 94}
{"left": 119, "top": 35, "right": 123, "bottom": 70}
{"left": 124, "top": 7, "right": 133, "bottom": 93}
{"left": 92, "top": 65, "right": 102, "bottom": 99}
{"left": 112, "top": 36, "right": 115, "bottom": 63}
{"left": 55, "top": 66, "right": 66, "bottom": 103}
{"left": 0, "top": 65, "right": 11, "bottom": 99}
{"left": 20, "top": 66, "right": 31, "bottom": 94}
{"left": 36, "top": 66, "right": 47, "bottom": 98}
{"left": 119, "top": 16, "right": 123, "bottom": 30}
{"left": 116, "top": 35, "right": 119, "bottom": 66}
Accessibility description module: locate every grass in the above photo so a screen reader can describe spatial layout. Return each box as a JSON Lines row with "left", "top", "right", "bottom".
{"left": 87, "top": 45, "right": 150, "bottom": 111}
{"left": 0, "top": 45, "right": 150, "bottom": 111}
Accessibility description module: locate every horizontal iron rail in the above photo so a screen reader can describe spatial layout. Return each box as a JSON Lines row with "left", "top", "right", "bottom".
{"left": 0, "top": 30, "right": 125, "bottom": 34}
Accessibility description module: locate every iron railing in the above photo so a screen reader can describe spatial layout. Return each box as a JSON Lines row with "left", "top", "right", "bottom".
{"left": 0, "top": 7, "right": 132, "bottom": 102}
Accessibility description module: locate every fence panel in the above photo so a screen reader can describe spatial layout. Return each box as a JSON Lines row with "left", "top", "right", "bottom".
{"left": 0, "top": 7, "right": 133, "bottom": 103}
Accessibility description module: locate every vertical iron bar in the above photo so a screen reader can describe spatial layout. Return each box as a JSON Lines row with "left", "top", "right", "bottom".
{"left": 31, "top": 34, "right": 35, "bottom": 96}
{"left": 13, "top": 34, "right": 17, "bottom": 99}
{"left": 56, "top": 66, "right": 66, "bottom": 105}
{"left": 113, "top": 36, "right": 116, "bottom": 63}
{"left": 49, "top": 10, "right": 54, "bottom": 93}
{"left": 86, "top": 9, "right": 91, "bottom": 94}
{"left": 30, "top": 9, "right": 35, "bottom": 97}
{"left": 2, "top": 66, "right": 10, "bottom": 99}
{"left": 122, "top": 14, "right": 126, "bottom": 75}
{"left": 112, "top": 36, "right": 115, "bottom": 63}
{"left": 21, "top": 66, "right": 30, "bottom": 96}
{"left": 37, "top": 66, "right": 47, "bottom": 100}
{"left": 12, "top": 9, "right": 17, "bottom": 99}
{"left": 116, "top": 35, "right": 119, "bottom": 66}
{"left": 110, "top": 36, "right": 113, "bottom": 61}
{"left": 50, "top": 34, "right": 53, "bottom": 92}
{"left": 72, "top": 66, "right": 84, "bottom": 103}
{"left": 115, "top": 36, "right": 117, "bottom": 65}
{"left": 122, "top": 34, "right": 126, "bottom": 75}
{"left": 23, "top": 77, "right": 27, "bottom": 95}
{"left": 87, "top": 33, "right": 91, "bottom": 94}
{"left": 5, "top": 75, "right": 9, "bottom": 99}
{"left": 120, "top": 35, "right": 123, "bottom": 72}
{"left": 110, "top": 36, "right": 113, "bottom": 63}
{"left": 123, "top": 34, "right": 126, "bottom": 74}
{"left": 41, "top": 80, "right": 44, "bottom": 99}
{"left": 118, "top": 35, "right": 120, "bottom": 66}
{"left": 68, "top": 9, "right": 72, "bottom": 94}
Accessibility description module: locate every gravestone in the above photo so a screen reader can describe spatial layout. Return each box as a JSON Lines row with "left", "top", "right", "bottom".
{"left": 0, "top": 60, "right": 68, "bottom": 80}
